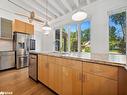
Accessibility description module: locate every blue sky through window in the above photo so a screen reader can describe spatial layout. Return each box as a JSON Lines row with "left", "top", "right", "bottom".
{"left": 70, "top": 24, "right": 77, "bottom": 32}
{"left": 109, "top": 16, "right": 124, "bottom": 38}
{"left": 81, "top": 20, "right": 90, "bottom": 31}
{"left": 63, "top": 25, "right": 68, "bottom": 32}
{"left": 65, "top": 20, "right": 91, "bottom": 32}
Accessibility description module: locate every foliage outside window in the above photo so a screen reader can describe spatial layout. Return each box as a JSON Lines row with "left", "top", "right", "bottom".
{"left": 55, "top": 29, "right": 60, "bottom": 51}
{"left": 109, "top": 11, "right": 126, "bottom": 54}
{"left": 70, "top": 24, "right": 78, "bottom": 52}
{"left": 61, "top": 26, "right": 68, "bottom": 52}
{"left": 80, "top": 20, "right": 90, "bottom": 52}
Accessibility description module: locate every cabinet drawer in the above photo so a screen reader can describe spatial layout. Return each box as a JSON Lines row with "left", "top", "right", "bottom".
{"left": 48, "top": 56, "right": 56, "bottom": 64}
{"left": 61, "top": 58, "right": 82, "bottom": 70}
{"left": 56, "top": 57, "right": 62, "bottom": 65}
{"left": 83, "top": 62, "right": 118, "bottom": 80}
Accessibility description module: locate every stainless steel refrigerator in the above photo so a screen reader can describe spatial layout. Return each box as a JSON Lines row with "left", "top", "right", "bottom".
{"left": 14, "top": 32, "right": 30, "bottom": 69}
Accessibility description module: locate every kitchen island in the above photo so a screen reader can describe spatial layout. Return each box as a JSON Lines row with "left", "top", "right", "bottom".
{"left": 30, "top": 52, "right": 127, "bottom": 95}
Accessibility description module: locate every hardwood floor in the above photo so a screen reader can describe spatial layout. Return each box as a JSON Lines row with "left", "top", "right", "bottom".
{"left": 0, "top": 68, "right": 57, "bottom": 95}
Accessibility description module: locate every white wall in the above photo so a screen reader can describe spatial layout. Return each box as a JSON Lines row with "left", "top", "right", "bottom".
{"left": 32, "top": 22, "right": 55, "bottom": 52}
{"left": 41, "top": 29, "right": 55, "bottom": 52}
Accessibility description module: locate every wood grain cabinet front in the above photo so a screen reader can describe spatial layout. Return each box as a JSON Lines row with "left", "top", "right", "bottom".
{"left": 83, "top": 62, "right": 118, "bottom": 95}
{"left": 38, "top": 55, "right": 49, "bottom": 86}
{"left": 83, "top": 62, "right": 118, "bottom": 80}
{"left": 83, "top": 73, "right": 117, "bottom": 95}
{"left": 13, "top": 19, "right": 34, "bottom": 35}
{"left": 48, "top": 57, "right": 63, "bottom": 95}
{"left": 48, "top": 56, "right": 56, "bottom": 90}
{"left": 38, "top": 55, "right": 127, "bottom": 95}
{"left": 25, "top": 23, "right": 34, "bottom": 35}
{"left": 13, "top": 19, "right": 25, "bottom": 33}
{"left": 61, "top": 59, "right": 82, "bottom": 95}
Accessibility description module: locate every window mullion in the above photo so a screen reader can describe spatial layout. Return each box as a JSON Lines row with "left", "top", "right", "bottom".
{"left": 125, "top": 9, "right": 127, "bottom": 55}
{"left": 68, "top": 25, "right": 70, "bottom": 52}
{"left": 78, "top": 23, "right": 81, "bottom": 52}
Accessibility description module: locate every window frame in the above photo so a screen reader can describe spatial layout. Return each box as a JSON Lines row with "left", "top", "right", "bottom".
{"left": 108, "top": 8, "right": 127, "bottom": 55}
{"left": 55, "top": 29, "right": 61, "bottom": 51}
{"left": 54, "top": 18, "right": 91, "bottom": 53}
{"left": 79, "top": 20, "right": 91, "bottom": 53}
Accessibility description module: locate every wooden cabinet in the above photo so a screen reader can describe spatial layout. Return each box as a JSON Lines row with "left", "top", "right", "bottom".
{"left": 13, "top": 19, "right": 25, "bottom": 33}
{"left": 38, "top": 56, "right": 82, "bottom": 95}
{"left": 25, "top": 23, "right": 34, "bottom": 35}
{"left": 83, "top": 73, "right": 117, "bottom": 95}
{"left": 54, "top": 58, "right": 62, "bottom": 94}
{"left": 38, "top": 55, "right": 49, "bottom": 86}
{"left": 83, "top": 63, "right": 118, "bottom": 80}
{"left": 61, "top": 59, "right": 82, "bottom": 95}
{"left": 13, "top": 19, "right": 34, "bottom": 35}
{"left": 118, "top": 67, "right": 127, "bottom": 95}
{"left": 83, "top": 62, "right": 118, "bottom": 95}
{"left": 38, "top": 55, "right": 62, "bottom": 94}
{"left": 48, "top": 57, "right": 62, "bottom": 95}
{"left": 38, "top": 54, "right": 127, "bottom": 95}
{"left": 48, "top": 56, "right": 56, "bottom": 90}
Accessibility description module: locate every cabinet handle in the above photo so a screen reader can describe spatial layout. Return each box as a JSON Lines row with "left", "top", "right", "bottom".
{"left": 45, "top": 63, "right": 49, "bottom": 68}
{"left": 78, "top": 73, "right": 82, "bottom": 81}
{"left": 83, "top": 74, "right": 86, "bottom": 82}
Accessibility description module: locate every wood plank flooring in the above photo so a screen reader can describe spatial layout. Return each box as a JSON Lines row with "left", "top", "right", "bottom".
{"left": 0, "top": 68, "right": 57, "bottom": 95}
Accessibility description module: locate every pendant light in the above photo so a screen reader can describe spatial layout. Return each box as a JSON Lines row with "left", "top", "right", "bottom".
{"left": 42, "top": 0, "right": 51, "bottom": 31}
{"left": 72, "top": 0, "right": 87, "bottom": 21}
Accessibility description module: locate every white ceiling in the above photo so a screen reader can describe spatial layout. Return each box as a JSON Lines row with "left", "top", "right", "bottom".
{"left": 0, "top": 0, "right": 98, "bottom": 22}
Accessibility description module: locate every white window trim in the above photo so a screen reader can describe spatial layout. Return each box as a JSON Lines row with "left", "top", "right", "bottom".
{"left": 108, "top": 8, "right": 127, "bottom": 54}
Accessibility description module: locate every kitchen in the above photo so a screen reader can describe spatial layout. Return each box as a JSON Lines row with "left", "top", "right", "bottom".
{"left": 0, "top": 0, "right": 127, "bottom": 95}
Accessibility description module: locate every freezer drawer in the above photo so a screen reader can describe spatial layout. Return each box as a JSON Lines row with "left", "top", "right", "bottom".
{"left": 16, "top": 56, "right": 29, "bottom": 69}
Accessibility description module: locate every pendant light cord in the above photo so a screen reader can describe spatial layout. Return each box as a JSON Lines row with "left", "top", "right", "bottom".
{"left": 45, "top": 0, "right": 48, "bottom": 22}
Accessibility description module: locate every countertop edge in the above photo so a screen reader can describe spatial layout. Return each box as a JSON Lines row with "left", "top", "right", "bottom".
{"left": 30, "top": 52, "right": 127, "bottom": 68}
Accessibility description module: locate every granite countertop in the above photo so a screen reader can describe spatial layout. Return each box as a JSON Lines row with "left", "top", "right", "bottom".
{"left": 0, "top": 50, "right": 14, "bottom": 52}
{"left": 30, "top": 51, "right": 127, "bottom": 68}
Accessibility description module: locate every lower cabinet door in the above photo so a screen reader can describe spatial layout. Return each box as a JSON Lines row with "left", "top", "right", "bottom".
{"left": 38, "top": 55, "right": 49, "bottom": 86}
{"left": 54, "top": 64, "right": 62, "bottom": 94}
{"left": 62, "top": 66, "right": 82, "bottom": 95}
{"left": 83, "top": 73, "right": 117, "bottom": 95}
{"left": 48, "top": 61, "right": 55, "bottom": 90}
{"left": 48, "top": 57, "right": 63, "bottom": 95}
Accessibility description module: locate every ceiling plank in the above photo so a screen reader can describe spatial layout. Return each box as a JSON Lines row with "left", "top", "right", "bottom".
{"left": 35, "top": 0, "right": 60, "bottom": 17}
{"left": 9, "top": 0, "right": 48, "bottom": 21}
{"left": 60, "top": 0, "right": 72, "bottom": 12}
{"left": 21, "top": 0, "right": 54, "bottom": 20}
{"left": 48, "top": 0, "right": 65, "bottom": 15}
{"left": 74, "top": 0, "right": 79, "bottom": 8}
{"left": 86, "top": 0, "right": 90, "bottom": 4}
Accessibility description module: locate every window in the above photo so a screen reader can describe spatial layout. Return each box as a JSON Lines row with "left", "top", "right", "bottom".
{"left": 70, "top": 24, "right": 78, "bottom": 52}
{"left": 55, "top": 29, "right": 60, "bottom": 51}
{"left": 55, "top": 20, "right": 91, "bottom": 52}
{"left": 61, "top": 26, "right": 68, "bottom": 52}
{"left": 109, "top": 11, "right": 126, "bottom": 54}
{"left": 80, "top": 20, "right": 91, "bottom": 52}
